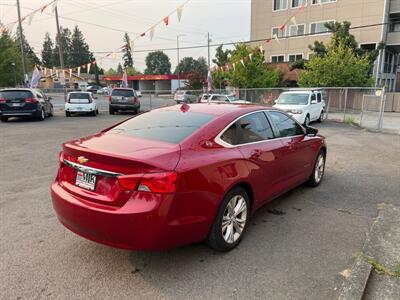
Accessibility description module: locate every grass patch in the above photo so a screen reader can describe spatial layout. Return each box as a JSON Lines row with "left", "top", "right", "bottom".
{"left": 358, "top": 254, "right": 400, "bottom": 278}
{"left": 344, "top": 115, "right": 357, "bottom": 126}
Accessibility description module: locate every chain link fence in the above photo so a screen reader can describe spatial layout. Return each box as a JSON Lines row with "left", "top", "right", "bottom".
{"left": 1, "top": 86, "right": 399, "bottom": 134}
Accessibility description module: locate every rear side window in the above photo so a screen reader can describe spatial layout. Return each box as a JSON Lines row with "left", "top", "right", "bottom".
{"left": 317, "top": 93, "right": 322, "bottom": 103}
{"left": 268, "top": 111, "right": 304, "bottom": 137}
{"left": 0, "top": 90, "right": 33, "bottom": 100}
{"left": 109, "top": 110, "right": 214, "bottom": 144}
{"left": 112, "top": 89, "right": 135, "bottom": 97}
{"left": 69, "top": 93, "right": 90, "bottom": 100}
{"left": 237, "top": 112, "right": 274, "bottom": 144}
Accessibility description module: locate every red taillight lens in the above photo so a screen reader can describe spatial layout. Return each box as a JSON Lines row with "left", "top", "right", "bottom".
{"left": 117, "top": 174, "right": 143, "bottom": 190}
{"left": 117, "top": 172, "right": 178, "bottom": 193}
{"left": 0, "top": 98, "right": 6, "bottom": 103}
{"left": 25, "top": 97, "right": 37, "bottom": 103}
{"left": 133, "top": 97, "right": 138, "bottom": 103}
{"left": 138, "top": 172, "right": 178, "bottom": 193}
{"left": 108, "top": 96, "right": 112, "bottom": 102}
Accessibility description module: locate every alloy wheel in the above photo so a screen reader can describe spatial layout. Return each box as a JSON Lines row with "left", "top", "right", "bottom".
{"left": 221, "top": 195, "right": 248, "bottom": 244}
{"left": 314, "top": 154, "right": 325, "bottom": 183}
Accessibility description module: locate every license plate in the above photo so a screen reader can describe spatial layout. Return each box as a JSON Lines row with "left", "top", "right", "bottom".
{"left": 12, "top": 103, "right": 21, "bottom": 107}
{"left": 75, "top": 171, "right": 96, "bottom": 191}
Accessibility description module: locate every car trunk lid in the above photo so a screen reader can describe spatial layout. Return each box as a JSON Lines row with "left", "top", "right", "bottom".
{"left": 58, "top": 132, "right": 180, "bottom": 207}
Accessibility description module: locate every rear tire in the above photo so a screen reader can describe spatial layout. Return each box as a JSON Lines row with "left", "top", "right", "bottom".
{"left": 304, "top": 114, "right": 310, "bottom": 126}
{"left": 96, "top": 109, "right": 99, "bottom": 115}
{"left": 48, "top": 105, "right": 54, "bottom": 117}
{"left": 206, "top": 187, "right": 250, "bottom": 252}
{"left": 317, "top": 111, "right": 324, "bottom": 123}
{"left": 307, "top": 151, "right": 326, "bottom": 187}
{"left": 37, "top": 108, "right": 45, "bottom": 121}
{"left": 65, "top": 111, "right": 71, "bottom": 117}
{"left": 90, "top": 110, "right": 96, "bottom": 116}
{"left": 1, "top": 116, "right": 8, "bottom": 122}
{"left": 109, "top": 106, "right": 115, "bottom": 115}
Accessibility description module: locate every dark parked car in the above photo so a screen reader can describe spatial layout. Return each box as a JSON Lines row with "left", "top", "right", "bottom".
{"left": 51, "top": 104, "right": 326, "bottom": 252}
{"left": 0, "top": 88, "right": 53, "bottom": 122}
{"left": 109, "top": 88, "right": 140, "bottom": 115}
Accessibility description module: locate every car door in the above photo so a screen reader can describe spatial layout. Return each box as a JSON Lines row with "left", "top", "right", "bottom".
{"left": 35, "top": 91, "right": 48, "bottom": 113}
{"left": 229, "top": 111, "right": 285, "bottom": 206}
{"left": 267, "top": 110, "right": 315, "bottom": 188}
{"left": 309, "top": 93, "right": 319, "bottom": 121}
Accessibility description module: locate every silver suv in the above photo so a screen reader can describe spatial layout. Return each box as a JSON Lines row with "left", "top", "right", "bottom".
{"left": 174, "top": 90, "right": 198, "bottom": 103}
{"left": 109, "top": 88, "right": 140, "bottom": 115}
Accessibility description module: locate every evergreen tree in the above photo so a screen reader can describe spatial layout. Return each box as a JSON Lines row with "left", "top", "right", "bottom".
{"left": 117, "top": 63, "right": 123, "bottom": 74}
{"left": 122, "top": 33, "right": 133, "bottom": 68}
{"left": 15, "top": 28, "right": 40, "bottom": 66}
{"left": 69, "top": 26, "right": 94, "bottom": 67}
{"left": 0, "top": 31, "right": 24, "bottom": 86}
{"left": 41, "top": 33, "right": 54, "bottom": 68}
{"left": 52, "top": 28, "right": 72, "bottom": 67}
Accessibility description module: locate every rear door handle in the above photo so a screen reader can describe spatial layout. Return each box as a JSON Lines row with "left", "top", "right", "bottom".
{"left": 250, "top": 149, "right": 262, "bottom": 160}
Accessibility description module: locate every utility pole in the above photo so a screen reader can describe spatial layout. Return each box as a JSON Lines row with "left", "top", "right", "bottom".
{"left": 54, "top": 6, "right": 64, "bottom": 69}
{"left": 177, "top": 34, "right": 185, "bottom": 90}
{"left": 16, "top": 0, "right": 27, "bottom": 84}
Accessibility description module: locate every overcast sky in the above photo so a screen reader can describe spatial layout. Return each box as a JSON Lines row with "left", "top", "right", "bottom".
{"left": 0, "top": 0, "right": 251, "bottom": 71}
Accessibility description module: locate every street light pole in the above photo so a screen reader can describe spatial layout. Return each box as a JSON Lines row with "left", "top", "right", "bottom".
{"left": 16, "top": 0, "right": 27, "bottom": 84}
{"left": 207, "top": 32, "right": 211, "bottom": 69}
{"left": 177, "top": 34, "right": 185, "bottom": 90}
{"left": 54, "top": 6, "right": 65, "bottom": 69}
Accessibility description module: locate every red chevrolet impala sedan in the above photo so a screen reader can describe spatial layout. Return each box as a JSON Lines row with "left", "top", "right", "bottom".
{"left": 51, "top": 104, "right": 326, "bottom": 251}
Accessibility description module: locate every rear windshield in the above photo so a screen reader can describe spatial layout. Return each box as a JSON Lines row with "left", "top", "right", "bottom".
{"left": 112, "top": 89, "right": 135, "bottom": 97}
{"left": 109, "top": 110, "right": 215, "bottom": 144}
{"left": 69, "top": 93, "right": 90, "bottom": 100}
{"left": 0, "top": 90, "right": 33, "bottom": 100}
{"left": 276, "top": 93, "right": 309, "bottom": 105}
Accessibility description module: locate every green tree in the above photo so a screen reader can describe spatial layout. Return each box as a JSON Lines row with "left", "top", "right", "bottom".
{"left": 117, "top": 63, "right": 123, "bottom": 74}
{"left": 212, "top": 45, "right": 231, "bottom": 67}
{"left": 222, "top": 43, "right": 281, "bottom": 88}
{"left": 122, "top": 33, "right": 133, "bottom": 68}
{"left": 185, "top": 70, "right": 205, "bottom": 90}
{"left": 15, "top": 29, "right": 40, "bottom": 66}
{"left": 0, "top": 32, "right": 24, "bottom": 86}
{"left": 41, "top": 33, "right": 53, "bottom": 68}
{"left": 105, "top": 68, "right": 118, "bottom": 75}
{"left": 126, "top": 66, "right": 142, "bottom": 75}
{"left": 144, "top": 51, "right": 171, "bottom": 74}
{"left": 298, "top": 43, "right": 374, "bottom": 87}
{"left": 69, "top": 26, "right": 94, "bottom": 67}
{"left": 52, "top": 28, "right": 72, "bottom": 67}
{"left": 298, "top": 21, "right": 382, "bottom": 87}
{"left": 175, "top": 56, "right": 208, "bottom": 75}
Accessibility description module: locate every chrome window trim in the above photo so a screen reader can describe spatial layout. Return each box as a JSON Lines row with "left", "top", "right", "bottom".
{"left": 214, "top": 109, "right": 305, "bottom": 149}
{"left": 63, "top": 159, "right": 123, "bottom": 177}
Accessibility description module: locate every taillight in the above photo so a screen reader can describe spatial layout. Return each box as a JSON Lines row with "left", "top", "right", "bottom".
{"left": 133, "top": 97, "right": 138, "bottom": 103}
{"left": 25, "top": 97, "right": 37, "bottom": 103}
{"left": 117, "top": 172, "right": 178, "bottom": 193}
{"left": 117, "top": 174, "right": 143, "bottom": 190}
{"left": 108, "top": 96, "right": 112, "bottom": 102}
{"left": 0, "top": 98, "right": 6, "bottom": 103}
{"left": 88, "top": 97, "right": 93, "bottom": 103}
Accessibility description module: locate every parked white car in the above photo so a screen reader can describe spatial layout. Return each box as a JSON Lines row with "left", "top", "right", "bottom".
{"left": 201, "top": 94, "right": 252, "bottom": 104}
{"left": 273, "top": 90, "right": 325, "bottom": 125}
{"left": 65, "top": 92, "right": 98, "bottom": 117}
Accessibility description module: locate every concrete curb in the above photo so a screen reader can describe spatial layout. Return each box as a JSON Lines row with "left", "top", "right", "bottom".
{"left": 337, "top": 204, "right": 400, "bottom": 299}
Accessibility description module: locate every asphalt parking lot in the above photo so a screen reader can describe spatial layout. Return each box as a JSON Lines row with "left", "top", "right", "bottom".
{"left": 1, "top": 107, "right": 399, "bottom": 299}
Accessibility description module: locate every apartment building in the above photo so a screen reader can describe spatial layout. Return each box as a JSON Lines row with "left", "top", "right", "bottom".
{"left": 251, "top": 0, "right": 400, "bottom": 91}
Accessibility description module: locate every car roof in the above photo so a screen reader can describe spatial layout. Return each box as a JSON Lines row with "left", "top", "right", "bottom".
{"left": 156, "top": 103, "right": 271, "bottom": 117}
{"left": 0, "top": 88, "right": 36, "bottom": 92}
{"left": 112, "top": 88, "right": 134, "bottom": 90}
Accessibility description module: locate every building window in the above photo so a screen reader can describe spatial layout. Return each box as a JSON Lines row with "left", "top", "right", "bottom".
{"left": 273, "top": 0, "right": 288, "bottom": 11}
{"left": 312, "top": 0, "right": 336, "bottom": 4}
{"left": 289, "top": 24, "right": 305, "bottom": 37}
{"left": 360, "top": 43, "right": 377, "bottom": 51}
{"left": 291, "top": 0, "right": 307, "bottom": 8}
{"left": 271, "top": 55, "right": 285, "bottom": 63}
{"left": 310, "top": 21, "right": 333, "bottom": 34}
{"left": 288, "top": 54, "right": 303, "bottom": 62}
{"left": 272, "top": 27, "right": 286, "bottom": 38}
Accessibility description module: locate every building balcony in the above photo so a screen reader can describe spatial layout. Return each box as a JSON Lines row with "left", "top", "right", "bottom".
{"left": 390, "top": 1, "right": 400, "bottom": 13}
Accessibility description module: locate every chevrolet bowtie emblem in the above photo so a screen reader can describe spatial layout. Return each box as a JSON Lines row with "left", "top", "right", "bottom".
{"left": 77, "top": 156, "right": 89, "bottom": 164}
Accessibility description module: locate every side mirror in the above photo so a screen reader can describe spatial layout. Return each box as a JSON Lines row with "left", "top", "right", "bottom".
{"left": 305, "top": 126, "right": 318, "bottom": 137}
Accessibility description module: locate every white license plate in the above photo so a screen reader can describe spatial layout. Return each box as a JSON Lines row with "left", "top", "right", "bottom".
{"left": 75, "top": 171, "right": 96, "bottom": 191}
{"left": 12, "top": 103, "right": 21, "bottom": 107}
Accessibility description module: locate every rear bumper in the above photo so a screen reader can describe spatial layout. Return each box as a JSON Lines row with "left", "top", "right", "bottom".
{"left": 51, "top": 181, "right": 209, "bottom": 251}
{"left": 65, "top": 103, "right": 96, "bottom": 113}
{"left": 110, "top": 103, "right": 140, "bottom": 111}
{"left": 0, "top": 109, "right": 41, "bottom": 117}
